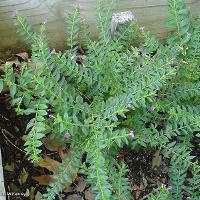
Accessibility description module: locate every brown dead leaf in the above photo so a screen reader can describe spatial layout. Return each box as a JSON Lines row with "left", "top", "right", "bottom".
{"left": 75, "top": 177, "right": 87, "bottom": 193}
{"left": 24, "top": 189, "right": 30, "bottom": 198}
{"left": 35, "top": 191, "right": 43, "bottom": 200}
{"left": 33, "top": 175, "right": 55, "bottom": 186}
{"left": 9, "top": 183, "right": 19, "bottom": 192}
{"left": 66, "top": 194, "right": 83, "bottom": 200}
{"left": 16, "top": 52, "right": 29, "bottom": 61}
{"left": 152, "top": 149, "right": 162, "bottom": 169}
{"left": 0, "top": 65, "right": 4, "bottom": 76}
{"left": 34, "top": 151, "right": 79, "bottom": 189}
{"left": 29, "top": 187, "right": 36, "bottom": 200}
{"left": 27, "top": 62, "right": 40, "bottom": 68}
{"left": 21, "top": 135, "right": 28, "bottom": 141}
{"left": 42, "top": 135, "right": 66, "bottom": 152}
{"left": 4, "top": 163, "right": 15, "bottom": 172}
{"left": 85, "top": 189, "right": 94, "bottom": 200}
{"left": 59, "top": 149, "right": 69, "bottom": 160}
{"left": 27, "top": 60, "right": 43, "bottom": 68}
{"left": 5, "top": 59, "right": 20, "bottom": 67}
{"left": 75, "top": 177, "right": 87, "bottom": 192}
{"left": 134, "top": 190, "right": 141, "bottom": 200}
{"left": 19, "top": 168, "right": 29, "bottom": 185}
{"left": 37, "top": 156, "right": 61, "bottom": 174}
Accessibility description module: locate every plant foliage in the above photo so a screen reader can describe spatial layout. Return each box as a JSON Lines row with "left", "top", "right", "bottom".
{"left": 0, "top": 0, "right": 199, "bottom": 199}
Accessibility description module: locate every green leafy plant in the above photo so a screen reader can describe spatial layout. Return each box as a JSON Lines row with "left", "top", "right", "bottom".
{"left": 0, "top": 0, "right": 199, "bottom": 199}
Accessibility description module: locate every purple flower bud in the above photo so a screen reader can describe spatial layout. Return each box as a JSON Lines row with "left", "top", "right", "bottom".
{"left": 12, "top": 9, "right": 18, "bottom": 17}
{"left": 141, "top": 50, "right": 147, "bottom": 57}
{"left": 72, "top": 3, "right": 83, "bottom": 9}
{"left": 129, "top": 130, "right": 135, "bottom": 138}
{"left": 43, "top": 19, "right": 48, "bottom": 24}
{"left": 150, "top": 105, "right": 155, "bottom": 111}
{"left": 139, "top": 49, "right": 148, "bottom": 57}
{"left": 168, "top": 185, "right": 173, "bottom": 191}
{"left": 64, "top": 132, "right": 71, "bottom": 139}
{"left": 139, "top": 26, "right": 145, "bottom": 31}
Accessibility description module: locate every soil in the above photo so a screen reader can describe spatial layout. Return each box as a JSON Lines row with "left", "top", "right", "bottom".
{"left": 118, "top": 148, "right": 170, "bottom": 199}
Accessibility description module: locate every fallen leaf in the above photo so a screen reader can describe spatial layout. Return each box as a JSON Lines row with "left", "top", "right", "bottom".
{"left": 42, "top": 135, "right": 65, "bottom": 152}
{"left": 59, "top": 149, "right": 69, "bottom": 160}
{"left": 152, "top": 149, "right": 162, "bottom": 169}
{"left": 0, "top": 66, "right": 4, "bottom": 76}
{"left": 16, "top": 52, "right": 29, "bottom": 61}
{"left": 21, "top": 135, "right": 28, "bottom": 141}
{"left": 85, "top": 189, "right": 94, "bottom": 200}
{"left": 75, "top": 177, "right": 87, "bottom": 192}
{"left": 9, "top": 183, "right": 19, "bottom": 192}
{"left": 5, "top": 59, "right": 20, "bottom": 67}
{"left": 134, "top": 190, "right": 141, "bottom": 200}
{"left": 35, "top": 191, "right": 43, "bottom": 200}
{"left": 37, "top": 156, "right": 61, "bottom": 174}
{"left": 19, "top": 168, "right": 28, "bottom": 185}
{"left": 27, "top": 62, "right": 40, "bottom": 67}
{"left": 34, "top": 151, "right": 79, "bottom": 189}
{"left": 24, "top": 189, "right": 30, "bottom": 198}
{"left": 29, "top": 187, "right": 36, "bottom": 200}
{"left": 141, "top": 175, "right": 148, "bottom": 189}
{"left": 63, "top": 185, "right": 73, "bottom": 193}
{"left": 66, "top": 194, "right": 84, "bottom": 200}
{"left": 27, "top": 60, "right": 43, "bottom": 68}
{"left": 4, "top": 163, "right": 15, "bottom": 172}
{"left": 33, "top": 175, "right": 55, "bottom": 186}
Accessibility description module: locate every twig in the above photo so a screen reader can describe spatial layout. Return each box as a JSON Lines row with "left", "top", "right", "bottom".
{"left": 1, "top": 129, "right": 26, "bottom": 154}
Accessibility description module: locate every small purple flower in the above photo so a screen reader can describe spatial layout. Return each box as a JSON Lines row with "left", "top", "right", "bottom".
{"left": 150, "top": 105, "right": 156, "bottom": 111}
{"left": 129, "top": 130, "right": 135, "bottom": 138}
{"left": 64, "top": 132, "right": 71, "bottom": 139}
{"left": 43, "top": 19, "right": 48, "bottom": 25}
{"left": 139, "top": 26, "right": 145, "bottom": 31}
{"left": 140, "top": 49, "right": 147, "bottom": 57}
{"left": 72, "top": 3, "right": 83, "bottom": 9}
{"left": 168, "top": 185, "right": 173, "bottom": 191}
{"left": 12, "top": 9, "right": 18, "bottom": 17}
{"left": 131, "top": 15, "right": 137, "bottom": 21}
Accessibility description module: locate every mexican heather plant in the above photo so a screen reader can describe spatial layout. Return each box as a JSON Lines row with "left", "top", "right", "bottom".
{"left": 0, "top": 0, "right": 199, "bottom": 199}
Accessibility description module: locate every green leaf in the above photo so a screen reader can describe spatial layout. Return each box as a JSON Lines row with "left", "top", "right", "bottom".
{"left": 38, "top": 110, "right": 47, "bottom": 116}
{"left": 35, "top": 133, "right": 45, "bottom": 139}
{"left": 10, "top": 84, "right": 17, "bottom": 98}
{"left": 0, "top": 79, "right": 3, "bottom": 93}
{"left": 24, "top": 108, "right": 36, "bottom": 115}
